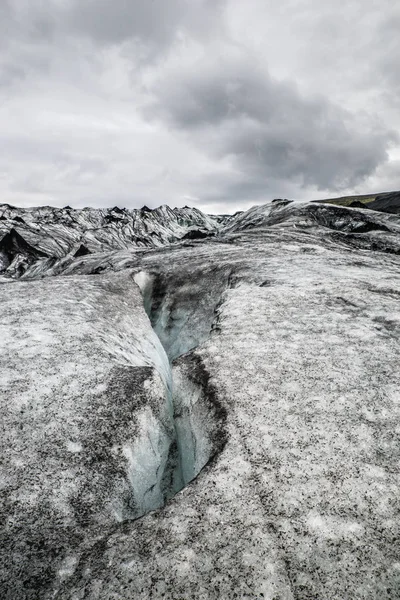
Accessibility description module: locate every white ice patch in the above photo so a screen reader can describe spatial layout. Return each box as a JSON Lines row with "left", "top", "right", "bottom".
{"left": 66, "top": 441, "right": 83, "bottom": 453}
{"left": 58, "top": 555, "right": 78, "bottom": 580}
{"left": 134, "top": 271, "right": 154, "bottom": 316}
{"left": 122, "top": 407, "right": 172, "bottom": 517}
{"left": 172, "top": 364, "right": 216, "bottom": 486}
{"left": 99, "top": 314, "right": 172, "bottom": 393}
{"left": 133, "top": 270, "right": 152, "bottom": 294}
{"left": 306, "top": 512, "right": 364, "bottom": 539}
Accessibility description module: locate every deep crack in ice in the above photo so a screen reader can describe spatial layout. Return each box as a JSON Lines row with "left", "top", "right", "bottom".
{"left": 129, "top": 270, "right": 228, "bottom": 519}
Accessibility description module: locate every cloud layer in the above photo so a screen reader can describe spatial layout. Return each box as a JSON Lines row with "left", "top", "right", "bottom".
{"left": 0, "top": 0, "right": 399, "bottom": 212}
{"left": 148, "top": 52, "right": 396, "bottom": 191}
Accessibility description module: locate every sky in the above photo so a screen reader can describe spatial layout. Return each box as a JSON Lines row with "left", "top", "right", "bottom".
{"left": 0, "top": 0, "right": 399, "bottom": 214}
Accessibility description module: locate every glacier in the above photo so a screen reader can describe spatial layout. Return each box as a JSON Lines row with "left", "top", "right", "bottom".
{"left": 1, "top": 198, "right": 400, "bottom": 599}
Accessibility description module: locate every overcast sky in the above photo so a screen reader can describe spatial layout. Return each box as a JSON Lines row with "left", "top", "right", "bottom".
{"left": 1, "top": 0, "right": 399, "bottom": 213}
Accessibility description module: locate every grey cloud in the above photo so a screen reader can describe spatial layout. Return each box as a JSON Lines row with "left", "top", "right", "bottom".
{"left": 0, "top": 0, "right": 398, "bottom": 212}
{"left": 0, "top": 2, "right": 63, "bottom": 89}
{"left": 148, "top": 63, "right": 277, "bottom": 128}
{"left": 1, "top": 0, "right": 225, "bottom": 54}
{"left": 0, "top": 1, "right": 56, "bottom": 44}
{"left": 67, "top": 0, "right": 187, "bottom": 46}
{"left": 374, "top": 14, "right": 400, "bottom": 98}
{"left": 0, "top": 1, "right": 12, "bottom": 33}
{"left": 0, "top": 64, "right": 25, "bottom": 88}
{"left": 147, "top": 55, "right": 397, "bottom": 192}
{"left": 67, "top": 0, "right": 226, "bottom": 47}
{"left": 0, "top": 0, "right": 227, "bottom": 99}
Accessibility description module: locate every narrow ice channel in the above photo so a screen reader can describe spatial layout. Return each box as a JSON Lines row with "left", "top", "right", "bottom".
{"left": 127, "top": 270, "right": 227, "bottom": 519}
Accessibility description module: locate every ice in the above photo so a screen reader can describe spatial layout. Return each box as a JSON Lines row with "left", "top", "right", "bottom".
{"left": 132, "top": 269, "right": 228, "bottom": 499}
{"left": 122, "top": 409, "right": 172, "bottom": 517}
{"left": 2, "top": 199, "right": 400, "bottom": 598}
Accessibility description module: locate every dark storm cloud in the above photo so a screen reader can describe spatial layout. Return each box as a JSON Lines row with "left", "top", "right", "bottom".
{"left": 147, "top": 55, "right": 397, "bottom": 192}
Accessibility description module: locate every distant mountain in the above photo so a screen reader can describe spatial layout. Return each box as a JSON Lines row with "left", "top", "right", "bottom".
{"left": 2, "top": 196, "right": 400, "bottom": 280}
{"left": 314, "top": 189, "right": 400, "bottom": 213}
{"left": 0, "top": 204, "right": 229, "bottom": 277}
{"left": 367, "top": 191, "right": 400, "bottom": 214}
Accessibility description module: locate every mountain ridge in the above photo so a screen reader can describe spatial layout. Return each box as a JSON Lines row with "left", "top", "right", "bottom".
{"left": 0, "top": 203, "right": 231, "bottom": 278}
{"left": 2, "top": 194, "right": 400, "bottom": 280}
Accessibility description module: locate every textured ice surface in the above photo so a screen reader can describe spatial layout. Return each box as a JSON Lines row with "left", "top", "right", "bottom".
{"left": 0, "top": 272, "right": 180, "bottom": 597}
{"left": 0, "top": 204, "right": 225, "bottom": 278}
{"left": 1, "top": 200, "right": 400, "bottom": 599}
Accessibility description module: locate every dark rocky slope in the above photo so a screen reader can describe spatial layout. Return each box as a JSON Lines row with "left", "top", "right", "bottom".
{"left": 367, "top": 191, "right": 400, "bottom": 214}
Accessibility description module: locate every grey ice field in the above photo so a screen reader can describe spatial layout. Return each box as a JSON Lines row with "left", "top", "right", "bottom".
{"left": 1, "top": 197, "right": 400, "bottom": 599}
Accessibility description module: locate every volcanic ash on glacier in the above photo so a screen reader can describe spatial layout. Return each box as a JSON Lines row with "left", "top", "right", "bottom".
{"left": 1, "top": 198, "right": 400, "bottom": 599}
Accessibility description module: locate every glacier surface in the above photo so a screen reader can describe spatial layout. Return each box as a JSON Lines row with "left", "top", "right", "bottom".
{"left": 1, "top": 199, "right": 400, "bottom": 599}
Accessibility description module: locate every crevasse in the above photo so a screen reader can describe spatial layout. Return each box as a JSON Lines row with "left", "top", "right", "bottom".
{"left": 127, "top": 270, "right": 227, "bottom": 520}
